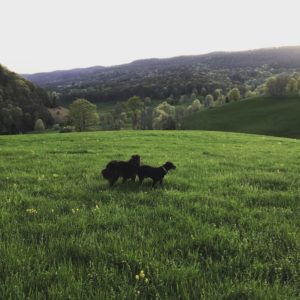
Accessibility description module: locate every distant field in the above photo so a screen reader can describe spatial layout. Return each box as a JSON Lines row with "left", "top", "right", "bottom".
{"left": 60, "top": 99, "right": 164, "bottom": 114}
{"left": 0, "top": 131, "right": 299, "bottom": 299}
{"left": 182, "top": 97, "right": 300, "bottom": 138}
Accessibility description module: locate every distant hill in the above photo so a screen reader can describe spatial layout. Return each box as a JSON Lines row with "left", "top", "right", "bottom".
{"left": 23, "top": 46, "right": 300, "bottom": 104}
{"left": 0, "top": 64, "right": 54, "bottom": 134}
{"left": 182, "top": 96, "right": 300, "bottom": 138}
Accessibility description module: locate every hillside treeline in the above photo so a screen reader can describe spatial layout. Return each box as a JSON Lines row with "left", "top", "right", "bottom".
{"left": 0, "top": 65, "right": 55, "bottom": 134}
{"left": 24, "top": 46, "right": 300, "bottom": 105}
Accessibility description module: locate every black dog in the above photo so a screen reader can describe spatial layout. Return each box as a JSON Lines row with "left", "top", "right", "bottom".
{"left": 102, "top": 155, "right": 140, "bottom": 186}
{"left": 138, "top": 161, "right": 176, "bottom": 187}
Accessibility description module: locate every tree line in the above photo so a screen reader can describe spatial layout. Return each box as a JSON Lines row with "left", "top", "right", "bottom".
{"left": 66, "top": 71, "right": 300, "bottom": 132}
{"left": 0, "top": 65, "right": 56, "bottom": 134}
{"left": 1, "top": 61, "right": 300, "bottom": 134}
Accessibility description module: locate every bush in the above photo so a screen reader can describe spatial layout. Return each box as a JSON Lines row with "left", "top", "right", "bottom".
{"left": 52, "top": 124, "right": 61, "bottom": 131}
{"left": 59, "top": 126, "right": 74, "bottom": 133}
{"left": 34, "top": 119, "right": 45, "bottom": 132}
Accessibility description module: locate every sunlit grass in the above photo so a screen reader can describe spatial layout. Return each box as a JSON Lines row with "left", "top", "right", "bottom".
{"left": 0, "top": 131, "right": 299, "bottom": 299}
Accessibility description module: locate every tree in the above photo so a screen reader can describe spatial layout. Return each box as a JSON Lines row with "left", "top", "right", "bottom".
{"left": 112, "top": 102, "right": 127, "bottom": 130}
{"left": 286, "top": 77, "right": 298, "bottom": 95}
{"left": 214, "top": 89, "right": 222, "bottom": 100}
{"left": 167, "top": 94, "right": 177, "bottom": 105}
{"left": 100, "top": 112, "right": 115, "bottom": 130}
{"left": 227, "top": 88, "right": 240, "bottom": 102}
{"left": 125, "top": 96, "right": 144, "bottom": 129}
{"left": 187, "top": 99, "right": 202, "bottom": 114}
{"left": 153, "top": 101, "right": 176, "bottom": 130}
{"left": 265, "top": 75, "right": 289, "bottom": 97}
{"left": 204, "top": 94, "right": 214, "bottom": 107}
{"left": 140, "top": 107, "right": 153, "bottom": 130}
{"left": 144, "top": 97, "right": 152, "bottom": 105}
{"left": 245, "top": 90, "right": 256, "bottom": 98}
{"left": 11, "top": 106, "right": 23, "bottom": 133}
{"left": 175, "top": 106, "right": 186, "bottom": 129}
{"left": 69, "top": 98, "right": 99, "bottom": 131}
{"left": 34, "top": 119, "right": 45, "bottom": 131}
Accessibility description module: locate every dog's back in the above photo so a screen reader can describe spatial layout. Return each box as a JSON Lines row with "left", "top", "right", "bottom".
{"left": 138, "top": 161, "right": 176, "bottom": 187}
{"left": 102, "top": 155, "right": 140, "bottom": 185}
{"left": 138, "top": 165, "right": 163, "bottom": 180}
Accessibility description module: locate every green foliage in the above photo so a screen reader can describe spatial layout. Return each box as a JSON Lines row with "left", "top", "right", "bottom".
{"left": 140, "top": 107, "right": 153, "bottom": 130}
{"left": 286, "top": 77, "right": 298, "bottom": 95}
{"left": 204, "top": 94, "right": 214, "bottom": 107}
{"left": 125, "top": 96, "right": 144, "bottom": 129}
{"left": 100, "top": 112, "right": 115, "bottom": 130}
{"left": 144, "top": 97, "right": 152, "bottom": 105}
{"left": 34, "top": 119, "right": 45, "bottom": 131}
{"left": 265, "top": 75, "right": 290, "bottom": 97}
{"left": 69, "top": 98, "right": 99, "bottom": 131}
{"left": 0, "top": 131, "right": 299, "bottom": 298}
{"left": 25, "top": 46, "right": 300, "bottom": 106}
{"left": 0, "top": 64, "right": 54, "bottom": 134}
{"left": 59, "top": 126, "right": 74, "bottom": 133}
{"left": 227, "top": 88, "right": 241, "bottom": 102}
{"left": 245, "top": 90, "right": 257, "bottom": 98}
{"left": 153, "top": 101, "right": 176, "bottom": 129}
{"left": 186, "top": 99, "right": 202, "bottom": 115}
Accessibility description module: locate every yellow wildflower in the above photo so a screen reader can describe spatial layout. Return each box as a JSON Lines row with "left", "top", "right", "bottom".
{"left": 139, "top": 271, "right": 145, "bottom": 279}
{"left": 26, "top": 208, "right": 38, "bottom": 214}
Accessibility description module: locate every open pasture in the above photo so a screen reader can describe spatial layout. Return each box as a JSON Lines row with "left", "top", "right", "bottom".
{"left": 0, "top": 131, "right": 299, "bottom": 299}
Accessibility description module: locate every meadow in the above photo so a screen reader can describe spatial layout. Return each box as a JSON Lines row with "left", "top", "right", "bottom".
{"left": 0, "top": 131, "right": 299, "bottom": 299}
{"left": 182, "top": 97, "right": 300, "bottom": 139}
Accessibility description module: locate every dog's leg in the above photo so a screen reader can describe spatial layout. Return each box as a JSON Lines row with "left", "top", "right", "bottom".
{"left": 152, "top": 180, "right": 158, "bottom": 187}
{"left": 110, "top": 176, "right": 119, "bottom": 186}
{"left": 159, "top": 179, "right": 163, "bottom": 186}
{"left": 131, "top": 175, "right": 136, "bottom": 182}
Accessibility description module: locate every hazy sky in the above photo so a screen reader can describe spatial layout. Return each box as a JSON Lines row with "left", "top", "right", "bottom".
{"left": 1, "top": 0, "right": 299, "bottom": 73}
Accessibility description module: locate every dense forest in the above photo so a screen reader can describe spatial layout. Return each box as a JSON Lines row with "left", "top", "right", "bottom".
{"left": 0, "top": 65, "right": 54, "bottom": 134}
{"left": 24, "top": 46, "right": 300, "bottom": 104}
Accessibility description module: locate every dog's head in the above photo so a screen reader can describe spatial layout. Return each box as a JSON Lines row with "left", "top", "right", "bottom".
{"left": 163, "top": 161, "right": 176, "bottom": 171}
{"left": 101, "top": 168, "right": 110, "bottom": 179}
{"left": 129, "top": 154, "right": 141, "bottom": 167}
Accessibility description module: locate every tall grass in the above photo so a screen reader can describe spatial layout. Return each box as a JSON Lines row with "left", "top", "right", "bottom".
{"left": 0, "top": 131, "right": 299, "bottom": 299}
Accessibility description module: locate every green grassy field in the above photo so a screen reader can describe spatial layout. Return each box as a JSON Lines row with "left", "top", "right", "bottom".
{"left": 182, "top": 97, "right": 300, "bottom": 139}
{"left": 0, "top": 131, "right": 299, "bottom": 299}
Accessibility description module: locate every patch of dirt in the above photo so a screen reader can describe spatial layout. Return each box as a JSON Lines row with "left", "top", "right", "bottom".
{"left": 48, "top": 106, "right": 69, "bottom": 124}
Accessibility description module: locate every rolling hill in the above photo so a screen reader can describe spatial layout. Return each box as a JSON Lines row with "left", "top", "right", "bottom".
{"left": 182, "top": 96, "right": 300, "bottom": 138}
{"left": 23, "top": 46, "right": 300, "bottom": 104}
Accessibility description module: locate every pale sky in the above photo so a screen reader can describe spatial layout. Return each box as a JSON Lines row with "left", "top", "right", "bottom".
{"left": 1, "top": 0, "right": 299, "bottom": 74}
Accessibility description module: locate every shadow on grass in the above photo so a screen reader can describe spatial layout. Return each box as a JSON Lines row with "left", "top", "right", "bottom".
{"left": 94, "top": 179, "right": 191, "bottom": 194}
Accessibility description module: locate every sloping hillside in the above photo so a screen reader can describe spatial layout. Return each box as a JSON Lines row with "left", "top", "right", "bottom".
{"left": 23, "top": 46, "right": 300, "bottom": 104}
{"left": 182, "top": 97, "right": 300, "bottom": 138}
{"left": 0, "top": 64, "right": 54, "bottom": 134}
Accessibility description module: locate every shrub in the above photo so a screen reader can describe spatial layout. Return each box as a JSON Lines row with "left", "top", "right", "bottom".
{"left": 59, "top": 126, "right": 74, "bottom": 133}
{"left": 34, "top": 119, "right": 45, "bottom": 132}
